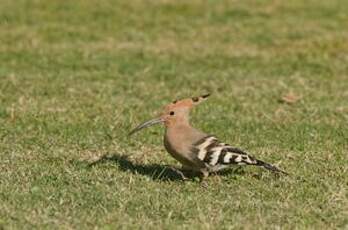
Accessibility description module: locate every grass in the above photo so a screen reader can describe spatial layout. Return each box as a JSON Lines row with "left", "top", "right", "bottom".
{"left": 0, "top": 0, "right": 347, "bottom": 229}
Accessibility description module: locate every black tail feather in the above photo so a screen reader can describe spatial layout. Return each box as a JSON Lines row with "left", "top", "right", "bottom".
{"left": 256, "top": 160, "right": 288, "bottom": 175}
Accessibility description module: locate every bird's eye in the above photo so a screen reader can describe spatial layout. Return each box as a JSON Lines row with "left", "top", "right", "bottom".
{"left": 169, "top": 111, "right": 175, "bottom": 116}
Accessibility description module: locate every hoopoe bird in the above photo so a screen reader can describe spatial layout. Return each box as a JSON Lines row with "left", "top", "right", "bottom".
{"left": 129, "top": 94, "right": 287, "bottom": 180}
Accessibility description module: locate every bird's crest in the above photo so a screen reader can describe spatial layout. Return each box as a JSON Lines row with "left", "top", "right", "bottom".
{"left": 165, "top": 93, "right": 210, "bottom": 111}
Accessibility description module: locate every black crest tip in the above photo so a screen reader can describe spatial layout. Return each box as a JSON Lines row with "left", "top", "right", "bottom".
{"left": 201, "top": 93, "right": 211, "bottom": 99}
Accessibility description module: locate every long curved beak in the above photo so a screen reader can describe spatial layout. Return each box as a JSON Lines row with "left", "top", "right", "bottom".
{"left": 128, "top": 117, "right": 164, "bottom": 136}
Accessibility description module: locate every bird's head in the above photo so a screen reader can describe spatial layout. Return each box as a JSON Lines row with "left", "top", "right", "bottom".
{"left": 129, "top": 93, "right": 210, "bottom": 135}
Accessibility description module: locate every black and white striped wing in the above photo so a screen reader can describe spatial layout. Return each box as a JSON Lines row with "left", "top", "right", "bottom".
{"left": 191, "top": 135, "right": 287, "bottom": 174}
{"left": 192, "top": 136, "right": 257, "bottom": 167}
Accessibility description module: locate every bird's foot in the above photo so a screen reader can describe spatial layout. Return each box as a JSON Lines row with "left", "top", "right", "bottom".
{"left": 200, "top": 180, "right": 209, "bottom": 188}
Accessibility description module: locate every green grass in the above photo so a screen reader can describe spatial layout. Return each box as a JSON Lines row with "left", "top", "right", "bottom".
{"left": 0, "top": 0, "right": 347, "bottom": 229}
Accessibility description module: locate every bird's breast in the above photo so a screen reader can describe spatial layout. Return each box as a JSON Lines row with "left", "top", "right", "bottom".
{"left": 163, "top": 135, "right": 185, "bottom": 157}
{"left": 163, "top": 133, "right": 197, "bottom": 167}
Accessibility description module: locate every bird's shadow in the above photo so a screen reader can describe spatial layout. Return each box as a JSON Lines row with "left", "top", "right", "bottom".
{"left": 86, "top": 153, "right": 246, "bottom": 182}
{"left": 88, "top": 154, "right": 183, "bottom": 181}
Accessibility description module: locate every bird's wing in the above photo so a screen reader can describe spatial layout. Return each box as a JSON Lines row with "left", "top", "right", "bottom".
{"left": 192, "top": 135, "right": 255, "bottom": 166}
{"left": 191, "top": 135, "right": 287, "bottom": 174}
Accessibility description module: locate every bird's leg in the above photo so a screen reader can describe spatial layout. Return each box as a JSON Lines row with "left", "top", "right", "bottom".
{"left": 199, "top": 170, "right": 209, "bottom": 188}
{"left": 168, "top": 166, "right": 189, "bottom": 181}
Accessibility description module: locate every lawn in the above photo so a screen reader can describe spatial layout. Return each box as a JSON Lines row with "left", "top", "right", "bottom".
{"left": 0, "top": 0, "right": 347, "bottom": 229}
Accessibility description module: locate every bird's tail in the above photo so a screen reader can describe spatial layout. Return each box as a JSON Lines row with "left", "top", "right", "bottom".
{"left": 255, "top": 159, "right": 288, "bottom": 175}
